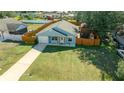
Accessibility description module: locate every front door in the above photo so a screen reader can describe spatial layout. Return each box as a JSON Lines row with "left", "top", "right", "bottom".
{"left": 60, "top": 37, "right": 65, "bottom": 44}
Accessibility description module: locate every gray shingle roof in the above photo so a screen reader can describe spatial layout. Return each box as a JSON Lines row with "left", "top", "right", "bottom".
{"left": 116, "top": 35, "right": 124, "bottom": 45}
{"left": 37, "top": 29, "right": 66, "bottom": 37}
{"left": 0, "top": 18, "right": 26, "bottom": 33}
{"left": 56, "top": 20, "right": 79, "bottom": 35}
{"left": 37, "top": 20, "right": 79, "bottom": 36}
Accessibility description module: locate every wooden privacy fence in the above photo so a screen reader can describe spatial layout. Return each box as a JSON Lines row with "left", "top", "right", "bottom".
{"left": 76, "top": 37, "right": 100, "bottom": 46}
{"left": 22, "top": 20, "right": 60, "bottom": 44}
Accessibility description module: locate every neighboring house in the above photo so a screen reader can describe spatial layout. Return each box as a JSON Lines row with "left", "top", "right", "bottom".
{"left": 113, "top": 25, "right": 124, "bottom": 49}
{"left": 42, "top": 11, "right": 62, "bottom": 19}
{"left": 0, "top": 18, "right": 27, "bottom": 41}
{"left": 113, "top": 32, "right": 124, "bottom": 49}
{"left": 36, "top": 20, "right": 79, "bottom": 47}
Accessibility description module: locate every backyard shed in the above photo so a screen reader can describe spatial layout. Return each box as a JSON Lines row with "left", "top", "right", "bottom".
{"left": 36, "top": 20, "right": 79, "bottom": 47}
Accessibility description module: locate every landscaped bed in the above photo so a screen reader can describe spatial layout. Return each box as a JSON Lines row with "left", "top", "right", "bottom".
{"left": 20, "top": 45, "right": 120, "bottom": 81}
{"left": 0, "top": 42, "right": 32, "bottom": 75}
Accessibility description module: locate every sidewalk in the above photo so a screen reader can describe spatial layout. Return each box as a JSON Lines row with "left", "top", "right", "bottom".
{"left": 0, "top": 44, "right": 47, "bottom": 81}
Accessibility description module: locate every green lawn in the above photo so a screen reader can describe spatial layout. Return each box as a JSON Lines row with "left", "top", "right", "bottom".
{"left": 20, "top": 45, "right": 120, "bottom": 81}
{"left": 0, "top": 42, "right": 32, "bottom": 75}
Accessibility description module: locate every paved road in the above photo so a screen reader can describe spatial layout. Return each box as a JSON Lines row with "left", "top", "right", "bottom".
{"left": 0, "top": 44, "right": 47, "bottom": 81}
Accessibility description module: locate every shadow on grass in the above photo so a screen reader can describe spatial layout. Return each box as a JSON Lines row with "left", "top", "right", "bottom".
{"left": 3, "top": 40, "right": 120, "bottom": 80}
{"left": 75, "top": 45, "right": 121, "bottom": 81}
{"left": 2, "top": 39, "right": 34, "bottom": 46}
{"left": 41, "top": 45, "right": 121, "bottom": 80}
{"left": 42, "top": 45, "right": 76, "bottom": 53}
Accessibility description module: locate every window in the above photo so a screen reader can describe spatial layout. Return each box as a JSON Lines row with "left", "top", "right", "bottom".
{"left": 52, "top": 37, "right": 57, "bottom": 40}
{"left": 68, "top": 37, "right": 72, "bottom": 42}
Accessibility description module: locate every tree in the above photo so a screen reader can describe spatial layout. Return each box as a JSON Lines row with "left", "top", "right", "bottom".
{"left": 75, "top": 11, "right": 82, "bottom": 22}
{"left": 0, "top": 11, "right": 16, "bottom": 18}
{"left": 76, "top": 11, "right": 124, "bottom": 36}
{"left": 117, "top": 60, "right": 124, "bottom": 80}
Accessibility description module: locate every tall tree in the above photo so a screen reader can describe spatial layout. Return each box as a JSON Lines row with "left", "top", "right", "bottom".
{"left": 76, "top": 11, "right": 124, "bottom": 36}
{"left": 0, "top": 11, "right": 16, "bottom": 18}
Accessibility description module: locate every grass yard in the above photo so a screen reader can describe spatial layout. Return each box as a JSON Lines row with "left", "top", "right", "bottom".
{"left": 27, "top": 24, "right": 43, "bottom": 31}
{"left": 20, "top": 45, "right": 120, "bottom": 81}
{"left": 0, "top": 42, "right": 32, "bottom": 75}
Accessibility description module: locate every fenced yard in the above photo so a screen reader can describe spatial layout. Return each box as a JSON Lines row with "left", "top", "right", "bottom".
{"left": 27, "top": 24, "right": 43, "bottom": 31}
{"left": 22, "top": 20, "right": 60, "bottom": 44}
{"left": 76, "top": 38, "right": 100, "bottom": 46}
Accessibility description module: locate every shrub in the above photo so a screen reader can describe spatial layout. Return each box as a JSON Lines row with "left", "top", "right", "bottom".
{"left": 15, "top": 16, "right": 23, "bottom": 20}
{"left": 24, "top": 15, "right": 33, "bottom": 20}
{"left": 117, "top": 60, "right": 124, "bottom": 80}
{"left": 68, "top": 20, "right": 81, "bottom": 26}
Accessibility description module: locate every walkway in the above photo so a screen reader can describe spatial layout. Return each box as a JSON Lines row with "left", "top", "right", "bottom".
{"left": 0, "top": 44, "right": 47, "bottom": 81}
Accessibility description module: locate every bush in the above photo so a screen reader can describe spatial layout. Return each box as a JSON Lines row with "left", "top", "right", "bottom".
{"left": 15, "top": 16, "right": 23, "bottom": 20}
{"left": 117, "top": 60, "right": 124, "bottom": 80}
{"left": 24, "top": 15, "right": 33, "bottom": 20}
{"left": 0, "top": 13, "right": 3, "bottom": 18}
{"left": 68, "top": 20, "right": 81, "bottom": 26}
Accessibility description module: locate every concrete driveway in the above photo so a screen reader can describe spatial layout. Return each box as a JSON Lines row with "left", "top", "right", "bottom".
{"left": 0, "top": 44, "right": 47, "bottom": 81}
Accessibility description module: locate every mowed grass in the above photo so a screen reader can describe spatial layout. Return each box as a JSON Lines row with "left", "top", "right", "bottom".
{"left": 0, "top": 42, "right": 32, "bottom": 75}
{"left": 20, "top": 45, "right": 117, "bottom": 81}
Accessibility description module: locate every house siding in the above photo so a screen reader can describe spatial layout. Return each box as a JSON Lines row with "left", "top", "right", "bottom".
{"left": 48, "top": 36, "right": 75, "bottom": 47}
{"left": 36, "top": 20, "right": 77, "bottom": 47}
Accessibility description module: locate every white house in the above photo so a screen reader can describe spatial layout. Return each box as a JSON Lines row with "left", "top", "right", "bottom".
{"left": 36, "top": 20, "right": 79, "bottom": 47}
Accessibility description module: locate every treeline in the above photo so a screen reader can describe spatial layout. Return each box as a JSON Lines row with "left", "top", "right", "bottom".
{"left": 0, "top": 11, "right": 17, "bottom": 18}
{"left": 76, "top": 11, "right": 124, "bottom": 81}
{"left": 75, "top": 11, "right": 124, "bottom": 35}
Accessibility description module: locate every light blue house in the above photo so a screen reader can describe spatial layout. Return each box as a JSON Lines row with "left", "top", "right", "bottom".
{"left": 36, "top": 20, "right": 79, "bottom": 47}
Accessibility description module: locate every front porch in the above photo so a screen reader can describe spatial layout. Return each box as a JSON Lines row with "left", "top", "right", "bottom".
{"left": 48, "top": 36, "right": 75, "bottom": 47}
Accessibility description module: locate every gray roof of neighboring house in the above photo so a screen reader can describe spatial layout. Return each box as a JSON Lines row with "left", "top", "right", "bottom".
{"left": 116, "top": 35, "right": 124, "bottom": 45}
{"left": 0, "top": 18, "right": 26, "bottom": 33}
{"left": 37, "top": 20, "right": 79, "bottom": 37}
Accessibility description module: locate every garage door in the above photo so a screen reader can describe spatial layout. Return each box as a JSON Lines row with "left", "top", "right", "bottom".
{"left": 38, "top": 36, "right": 48, "bottom": 44}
